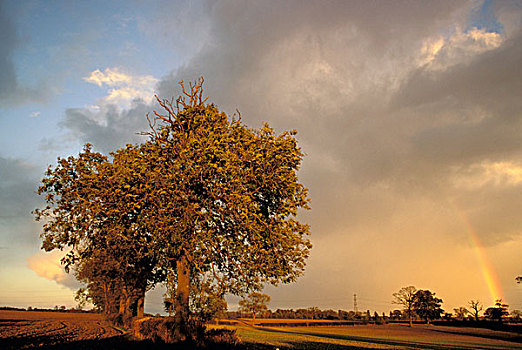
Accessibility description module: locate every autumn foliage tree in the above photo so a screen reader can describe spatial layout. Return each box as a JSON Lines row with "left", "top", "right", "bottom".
{"left": 34, "top": 78, "right": 311, "bottom": 341}
{"left": 34, "top": 145, "right": 163, "bottom": 322}
{"left": 141, "top": 78, "right": 311, "bottom": 339}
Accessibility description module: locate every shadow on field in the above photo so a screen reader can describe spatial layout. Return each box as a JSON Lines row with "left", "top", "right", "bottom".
{"left": 1, "top": 335, "right": 273, "bottom": 350}
{"left": 252, "top": 326, "right": 501, "bottom": 350}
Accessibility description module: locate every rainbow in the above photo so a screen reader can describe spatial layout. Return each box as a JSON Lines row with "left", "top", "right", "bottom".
{"left": 452, "top": 203, "right": 503, "bottom": 304}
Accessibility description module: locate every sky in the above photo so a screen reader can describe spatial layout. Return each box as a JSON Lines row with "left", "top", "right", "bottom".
{"left": 0, "top": 0, "right": 521, "bottom": 316}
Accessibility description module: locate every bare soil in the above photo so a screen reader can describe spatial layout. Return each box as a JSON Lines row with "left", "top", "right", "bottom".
{"left": 0, "top": 310, "right": 133, "bottom": 349}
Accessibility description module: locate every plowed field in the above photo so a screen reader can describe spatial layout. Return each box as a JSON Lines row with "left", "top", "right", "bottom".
{"left": 0, "top": 310, "right": 126, "bottom": 349}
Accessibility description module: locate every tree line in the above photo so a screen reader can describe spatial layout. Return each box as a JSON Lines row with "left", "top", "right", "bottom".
{"left": 392, "top": 286, "right": 518, "bottom": 326}
{"left": 226, "top": 288, "right": 520, "bottom": 325}
{"left": 33, "top": 78, "right": 311, "bottom": 342}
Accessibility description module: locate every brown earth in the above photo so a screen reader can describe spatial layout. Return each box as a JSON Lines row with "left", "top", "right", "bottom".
{"left": 0, "top": 310, "right": 140, "bottom": 349}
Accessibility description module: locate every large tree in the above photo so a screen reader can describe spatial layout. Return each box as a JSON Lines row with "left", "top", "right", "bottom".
{"left": 392, "top": 286, "right": 417, "bottom": 327}
{"left": 142, "top": 78, "right": 311, "bottom": 339}
{"left": 34, "top": 144, "right": 162, "bottom": 321}
{"left": 35, "top": 78, "right": 311, "bottom": 341}
{"left": 412, "top": 289, "right": 443, "bottom": 325}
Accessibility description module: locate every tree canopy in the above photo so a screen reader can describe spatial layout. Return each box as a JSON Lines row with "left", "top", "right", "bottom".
{"left": 34, "top": 78, "right": 311, "bottom": 340}
{"left": 484, "top": 299, "right": 509, "bottom": 322}
{"left": 412, "top": 289, "right": 443, "bottom": 324}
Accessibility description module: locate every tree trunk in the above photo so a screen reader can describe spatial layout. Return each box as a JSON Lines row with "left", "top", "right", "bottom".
{"left": 118, "top": 285, "right": 132, "bottom": 324}
{"left": 103, "top": 283, "right": 109, "bottom": 314}
{"left": 136, "top": 287, "right": 145, "bottom": 318}
{"left": 119, "top": 289, "right": 126, "bottom": 315}
{"left": 174, "top": 255, "right": 191, "bottom": 342}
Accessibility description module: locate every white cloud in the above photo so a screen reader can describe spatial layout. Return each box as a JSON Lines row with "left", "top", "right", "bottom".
{"left": 84, "top": 67, "right": 132, "bottom": 87}
{"left": 27, "top": 250, "right": 80, "bottom": 289}
{"left": 419, "top": 27, "right": 503, "bottom": 70}
{"left": 452, "top": 161, "right": 522, "bottom": 189}
{"left": 84, "top": 67, "right": 158, "bottom": 109}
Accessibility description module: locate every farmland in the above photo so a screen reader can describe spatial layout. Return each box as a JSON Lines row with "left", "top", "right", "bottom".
{"left": 225, "top": 319, "right": 522, "bottom": 349}
{"left": 1, "top": 310, "right": 521, "bottom": 349}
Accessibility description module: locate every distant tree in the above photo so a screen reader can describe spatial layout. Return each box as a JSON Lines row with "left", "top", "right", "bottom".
{"left": 468, "top": 300, "right": 483, "bottom": 321}
{"left": 511, "top": 310, "right": 522, "bottom": 321}
{"left": 238, "top": 292, "right": 271, "bottom": 322}
{"left": 412, "top": 289, "right": 443, "bottom": 325}
{"left": 390, "top": 309, "right": 402, "bottom": 320}
{"left": 484, "top": 299, "right": 509, "bottom": 322}
{"left": 453, "top": 307, "right": 469, "bottom": 320}
{"left": 393, "top": 286, "right": 417, "bottom": 326}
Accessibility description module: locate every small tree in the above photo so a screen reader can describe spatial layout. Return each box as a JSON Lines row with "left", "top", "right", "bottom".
{"left": 392, "top": 286, "right": 417, "bottom": 327}
{"left": 412, "top": 289, "right": 443, "bottom": 325}
{"left": 238, "top": 292, "right": 271, "bottom": 322}
{"left": 484, "top": 299, "right": 509, "bottom": 322}
{"left": 468, "top": 300, "right": 483, "bottom": 321}
{"left": 453, "top": 307, "right": 469, "bottom": 320}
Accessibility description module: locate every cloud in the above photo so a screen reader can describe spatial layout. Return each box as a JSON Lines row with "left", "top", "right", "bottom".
{"left": 84, "top": 67, "right": 158, "bottom": 109}
{"left": 54, "top": 1, "right": 522, "bottom": 310}
{"left": 27, "top": 250, "right": 80, "bottom": 290}
{"left": 151, "top": 0, "right": 522, "bottom": 246}
{"left": 418, "top": 27, "right": 503, "bottom": 70}
{"left": 59, "top": 1, "right": 522, "bottom": 247}
{"left": 59, "top": 68, "right": 161, "bottom": 153}
{"left": 0, "top": 1, "right": 50, "bottom": 107}
{"left": 61, "top": 101, "right": 152, "bottom": 154}
{"left": 0, "top": 156, "right": 39, "bottom": 219}
{"left": 0, "top": 156, "right": 42, "bottom": 247}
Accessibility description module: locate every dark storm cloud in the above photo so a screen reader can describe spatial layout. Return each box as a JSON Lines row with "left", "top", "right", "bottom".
{"left": 62, "top": 101, "right": 152, "bottom": 154}
{"left": 0, "top": 0, "right": 49, "bottom": 107}
{"left": 59, "top": 0, "right": 522, "bottom": 247}
{"left": 0, "top": 157, "right": 39, "bottom": 217}
{"left": 154, "top": 0, "right": 521, "bottom": 246}
{"left": 0, "top": 0, "right": 20, "bottom": 103}
{"left": 0, "top": 156, "right": 41, "bottom": 247}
